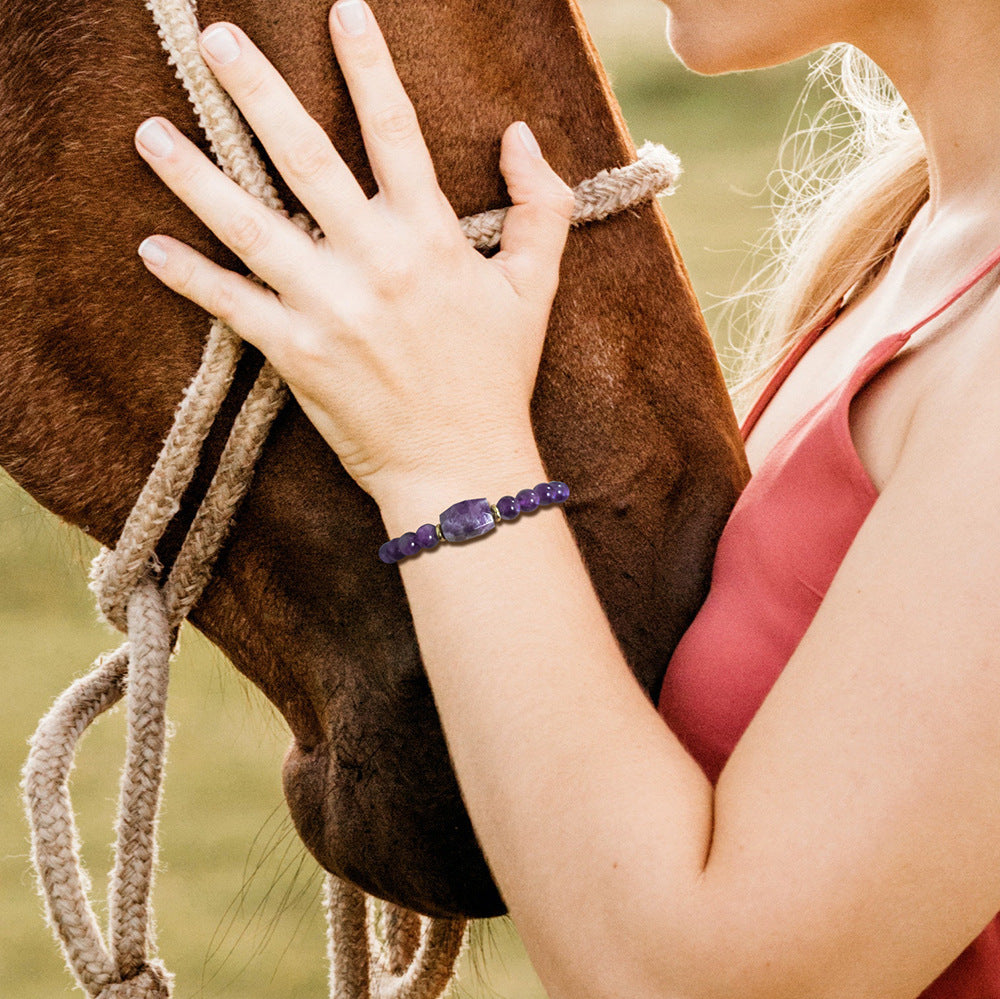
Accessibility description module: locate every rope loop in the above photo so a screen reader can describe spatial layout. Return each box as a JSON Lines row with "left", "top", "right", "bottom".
{"left": 22, "top": 573, "right": 172, "bottom": 998}
{"left": 324, "top": 876, "right": 467, "bottom": 999}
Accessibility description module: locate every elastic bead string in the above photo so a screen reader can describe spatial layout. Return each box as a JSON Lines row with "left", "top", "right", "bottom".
{"left": 378, "top": 481, "right": 570, "bottom": 563}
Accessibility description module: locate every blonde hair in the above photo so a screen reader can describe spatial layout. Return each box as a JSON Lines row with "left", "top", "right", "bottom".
{"left": 726, "top": 44, "right": 930, "bottom": 419}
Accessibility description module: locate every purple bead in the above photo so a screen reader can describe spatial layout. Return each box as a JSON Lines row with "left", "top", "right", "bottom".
{"left": 397, "top": 532, "right": 421, "bottom": 558}
{"left": 516, "top": 488, "right": 540, "bottom": 513}
{"left": 415, "top": 523, "right": 439, "bottom": 549}
{"left": 378, "top": 538, "right": 402, "bottom": 564}
{"left": 535, "top": 482, "right": 557, "bottom": 505}
{"left": 551, "top": 481, "right": 570, "bottom": 502}
{"left": 496, "top": 495, "right": 520, "bottom": 521}
{"left": 439, "top": 497, "right": 497, "bottom": 542}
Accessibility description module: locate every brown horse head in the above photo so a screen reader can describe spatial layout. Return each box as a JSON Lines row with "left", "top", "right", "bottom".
{"left": 0, "top": 0, "right": 748, "bottom": 917}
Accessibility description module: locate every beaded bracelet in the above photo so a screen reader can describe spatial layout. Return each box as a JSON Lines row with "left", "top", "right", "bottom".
{"left": 378, "top": 480, "right": 570, "bottom": 564}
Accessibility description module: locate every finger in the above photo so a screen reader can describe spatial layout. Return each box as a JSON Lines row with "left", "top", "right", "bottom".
{"left": 135, "top": 116, "right": 320, "bottom": 296}
{"left": 328, "top": 0, "right": 440, "bottom": 207}
{"left": 197, "top": 22, "right": 369, "bottom": 241}
{"left": 136, "top": 233, "right": 290, "bottom": 361}
{"left": 492, "top": 122, "right": 575, "bottom": 305}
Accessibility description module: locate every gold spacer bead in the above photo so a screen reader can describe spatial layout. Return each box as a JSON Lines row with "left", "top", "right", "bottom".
{"left": 490, "top": 504, "right": 501, "bottom": 525}
{"left": 435, "top": 523, "right": 444, "bottom": 542}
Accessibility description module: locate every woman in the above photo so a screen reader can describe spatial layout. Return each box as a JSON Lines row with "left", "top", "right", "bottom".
{"left": 130, "top": 1, "right": 1000, "bottom": 996}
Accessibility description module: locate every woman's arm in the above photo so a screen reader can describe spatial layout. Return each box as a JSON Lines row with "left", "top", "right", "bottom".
{"left": 373, "top": 344, "right": 1000, "bottom": 999}
{"left": 376, "top": 457, "right": 716, "bottom": 999}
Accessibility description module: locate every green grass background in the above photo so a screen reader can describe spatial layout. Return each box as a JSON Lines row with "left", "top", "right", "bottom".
{"left": 0, "top": 4, "right": 818, "bottom": 995}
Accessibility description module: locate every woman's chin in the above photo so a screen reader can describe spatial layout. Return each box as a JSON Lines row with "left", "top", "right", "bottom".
{"left": 665, "top": 18, "right": 741, "bottom": 75}
{"left": 665, "top": 13, "right": 808, "bottom": 75}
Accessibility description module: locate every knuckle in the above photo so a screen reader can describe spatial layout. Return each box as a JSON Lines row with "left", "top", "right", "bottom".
{"left": 288, "top": 326, "right": 331, "bottom": 369}
{"left": 177, "top": 255, "right": 201, "bottom": 296}
{"left": 223, "top": 209, "right": 269, "bottom": 255}
{"left": 370, "top": 103, "right": 419, "bottom": 144}
{"left": 207, "top": 279, "right": 237, "bottom": 321}
{"left": 550, "top": 182, "right": 576, "bottom": 220}
{"left": 240, "top": 70, "right": 271, "bottom": 102}
{"left": 370, "top": 253, "right": 416, "bottom": 296}
{"left": 287, "top": 329, "right": 318, "bottom": 365}
{"left": 423, "top": 215, "right": 463, "bottom": 256}
{"left": 282, "top": 131, "right": 338, "bottom": 185}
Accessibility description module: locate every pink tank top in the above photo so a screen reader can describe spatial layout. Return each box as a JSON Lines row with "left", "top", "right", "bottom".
{"left": 657, "top": 243, "right": 1000, "bottom": 998}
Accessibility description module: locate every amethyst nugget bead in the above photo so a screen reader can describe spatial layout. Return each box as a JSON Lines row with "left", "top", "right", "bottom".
{"left": 439, "top": 497, "right": 497, "bottom": 542}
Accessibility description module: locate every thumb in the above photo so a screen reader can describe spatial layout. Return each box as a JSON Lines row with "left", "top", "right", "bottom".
{"left": 494, "top": 121, "right": 576, "bottom": 303}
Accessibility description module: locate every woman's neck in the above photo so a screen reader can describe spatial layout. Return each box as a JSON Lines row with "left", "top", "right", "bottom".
{"left": 860, "top": 2, "right": 1000, "bottom": 224}
{"left": 841, "top": 2, "right": 1000, "bottom": 301}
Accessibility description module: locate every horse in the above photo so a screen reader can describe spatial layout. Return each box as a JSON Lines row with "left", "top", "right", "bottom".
{"left": 0, "top": 0, "right": 749, "bottom": 925}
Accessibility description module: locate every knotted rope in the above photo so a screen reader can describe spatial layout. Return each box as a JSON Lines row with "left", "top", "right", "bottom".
{"left": 21, "top": 0, "right": 681, "bottom": 995}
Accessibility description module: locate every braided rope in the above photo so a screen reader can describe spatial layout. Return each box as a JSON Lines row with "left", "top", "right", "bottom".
{"left": 21, "top": 0, "right": 681, "bottom": 995}
{"left": 325, "top": 877, "right": 466, "bottom": 999}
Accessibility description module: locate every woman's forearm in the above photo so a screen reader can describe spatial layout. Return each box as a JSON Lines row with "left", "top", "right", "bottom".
{"left": 375, "top": 442, "right": 715, "bottom": 999}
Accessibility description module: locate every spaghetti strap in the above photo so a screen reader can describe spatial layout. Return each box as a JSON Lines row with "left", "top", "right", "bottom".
{"left": 740, "top": 237, "right": 1000, "bottom": 442}
{"left": 740, "top": 307, "right": 839, "bottom": 440}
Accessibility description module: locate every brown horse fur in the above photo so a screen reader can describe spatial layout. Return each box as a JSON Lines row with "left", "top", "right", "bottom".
{"left": 0, "top": 0, "right": 749, "bottom": 918}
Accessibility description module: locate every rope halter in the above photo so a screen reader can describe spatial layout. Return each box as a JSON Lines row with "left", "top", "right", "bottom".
{"left": 21, "top": 0, "right": 682, "bottom": 995}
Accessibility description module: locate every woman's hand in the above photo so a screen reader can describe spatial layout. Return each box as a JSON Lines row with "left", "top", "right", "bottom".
{"left": 133, "top": 0, "right": 575, "bottom": 503}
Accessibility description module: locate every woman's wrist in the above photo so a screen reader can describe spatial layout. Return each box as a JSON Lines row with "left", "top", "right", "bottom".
{"left": 372, "top": 435, "right": 552, "bottom": 546}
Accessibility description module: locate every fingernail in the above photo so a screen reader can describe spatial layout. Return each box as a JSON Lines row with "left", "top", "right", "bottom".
{"left": 200, "top": 24, "right": 241, "bottom": 64}
{"left": 518, "top": 121, "right": 542, "bottom": 158}
{"left": 136, "top": 119, "right": 174, "bottom": 157}
{"left": 138, "top": 237, "right": 168, "bottom": 267}
{"left": 335, "top": 0, "right": 368, "bottom": 36}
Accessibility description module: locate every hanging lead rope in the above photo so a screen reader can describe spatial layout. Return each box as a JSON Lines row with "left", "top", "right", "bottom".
{"left": 21, "top": 0, "right": 682, "bottom": 995}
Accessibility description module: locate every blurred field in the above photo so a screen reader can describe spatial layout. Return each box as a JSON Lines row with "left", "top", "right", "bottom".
{"left": 1, "top": 3, "right": 818, "bottom": 996}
